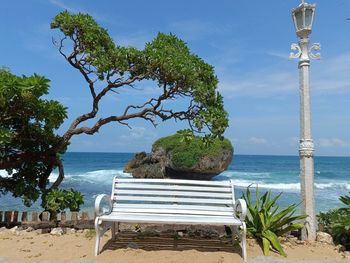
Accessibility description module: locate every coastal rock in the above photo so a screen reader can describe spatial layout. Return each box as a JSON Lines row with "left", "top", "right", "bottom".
{"left": 66, "top": 228, "right": 76, "bottom": 234}
{"left": 124, "top": 152, "right": 165, "bottom": 179}
{"left": 25, "top": 226, "right": 34, "bottom": 232}
{"left": 50, "top": 227, "right": 64, "bottom": 236}
{"left": 335, "top": 244, "right": 346, "bottom": 252}
{"left": 124, "top": 133, "right": 233, "bottom": 180}
{"left": 316, "top": 231, "right": 333, "bottom": 245}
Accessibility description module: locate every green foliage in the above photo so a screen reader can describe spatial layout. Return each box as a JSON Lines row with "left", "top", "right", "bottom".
{"left": 242, "top": 185, "right": 306, "bottom": 256}
{"left": 51, "top": 11, "right": 229, "bottom": 138}
{"left": 42, "top": 188, "right": 84, "bottom": 213}
{"left": 0, "top": 69, "right": 67, "bottom": 206}
{"left": 153, "top": 131, "right": 232, "bottom": 168}
{"left": 317, "top": 192, "right": 350, "bottom": 250}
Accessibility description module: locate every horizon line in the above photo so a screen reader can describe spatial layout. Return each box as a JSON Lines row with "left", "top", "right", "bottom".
{"left": 65, "top": 151, "right": 350, "bottom": 158}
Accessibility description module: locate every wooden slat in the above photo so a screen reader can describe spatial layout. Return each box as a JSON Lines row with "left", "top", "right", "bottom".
{"left": 113, "top": 207, "right": 233, "bottom": 216}
{"left": 113, "top": 204, "right": 233, "bottom": 212}
{"left": 115, "top": 178, "right": 230, "bottom": 186}
{"left": 114, "top": 195, "right": 232, "bottom": 204}
{"left": 115, "top": 184, "right": 231, "bottom": 193}
{"left": 115, "top": 189, "right": 232, "bottom": 199}
{"left": 100, "top": 212, "right": 241, "bottom": 225}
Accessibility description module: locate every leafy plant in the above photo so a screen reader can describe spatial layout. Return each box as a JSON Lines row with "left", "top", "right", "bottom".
{"left": 317, "top": 192, "right": 350, "bottom": 250}
{"left": 42, "top": 188, "right": 84, "bottom": 214}
{"left": 0, "top": 69, "right": 67, "bottom": 206}
{"left": 242, "top": 185, "right": 306, "bottom": 256}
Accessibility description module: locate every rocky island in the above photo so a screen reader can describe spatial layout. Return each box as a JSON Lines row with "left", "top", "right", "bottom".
{"left": 124, "top": 133, "right": 233, "bottom": 180}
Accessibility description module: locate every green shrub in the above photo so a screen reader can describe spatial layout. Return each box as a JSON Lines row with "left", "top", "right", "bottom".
{"left": 242, "top": 185, "right": 306, "bottom": 256}
{"left": 153, "top": 130, "right": 232, "bottom": 168}
{"left": 42, "top": 188, "right": 84, "bottom": 214}
{"left": 317, "top": 192, "right": 350, "bottom": 250}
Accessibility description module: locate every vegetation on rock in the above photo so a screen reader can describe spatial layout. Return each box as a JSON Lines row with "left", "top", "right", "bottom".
{"left": 242, "top": 185, "right": 306, "bottom": 257}
{"left": 317, "top": 192, "right": 350, "bottom": 250}
{"left": 153, "top": 130, "right": 232, "bottom": 168}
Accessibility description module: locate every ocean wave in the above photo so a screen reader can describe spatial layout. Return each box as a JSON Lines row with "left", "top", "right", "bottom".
{"left": 220, "top": 171, "right": 272, "bottom": 178}
{"left": 2, "top": 168, "right": 349, "bottom": 192}
{"left": 48, "top": 169, "right": 132, "bottom": 183}
{"left": 315, "top": 182, "right": 350, "bottom": 190}
{"left": 229, "top": 179, "right": 350, "bottom": 191}
{"left": 0, "top": 169, "right": 15, "bottom": 178}
{"left": 230, "top": 179, "right": 301, "bottom": 191}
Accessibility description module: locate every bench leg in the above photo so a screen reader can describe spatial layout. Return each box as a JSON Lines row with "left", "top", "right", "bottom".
{"left": 95, "top": 217, "right": 101, "bottom": 256}
{"left": 111, "top": 222, "right": 119, "bottom": 240}
{"left": 240, "top": 222, "right": 247, "bottom": 263}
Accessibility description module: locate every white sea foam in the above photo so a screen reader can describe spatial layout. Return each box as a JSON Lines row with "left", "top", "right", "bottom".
{"left": 225, "top": 179, "right": 350, "bottom": 191}
{"left": 48, "top": 169, "right": 132, "bottom": 183}
{"left": 3, "top": 168, "right": 349, "bottom": 192}
{"left": 315, "top": 182, "right": 350, "bottom": 190}
{"left": 0, "top": 169, "right": 14, "bottom": 177}
{"left": 230, "top": 179, "right": 301, "bottom": 191}
{"left": 220, "top": 171, "right": 272, "bottom": 178}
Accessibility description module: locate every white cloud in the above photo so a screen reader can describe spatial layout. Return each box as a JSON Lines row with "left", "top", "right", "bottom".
{"left": 318, "top": 138, "right": 349, "bottom": 148}
{"left": 49, "top": 0, "right": 113, "bottom": 24}
{"left": 49, "top": 0, "right": 75, "bottom": 12}
{"left": 115, "top": 31, "right": 154, "bottom": 49}
{"left": 217, "top": 52, "right": 350, "bottom": 99}
{"left": 249, "top": 137, "right": 268, "bottom": 145}
{"left": 120, "top": 126, "right": 157, "bottom": 141}
{"left": 218, "top": 71, "right": 296, "bottom": 98}
{"left": 169, "top": 19, "right": 233, "bottom": 41}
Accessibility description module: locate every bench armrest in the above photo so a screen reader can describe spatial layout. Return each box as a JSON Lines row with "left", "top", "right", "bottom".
{"left": 95, "top": 194, "right": 112, "bottom": 216}
{"left": 234, "top": 198, "right": 247, "bottom": 221}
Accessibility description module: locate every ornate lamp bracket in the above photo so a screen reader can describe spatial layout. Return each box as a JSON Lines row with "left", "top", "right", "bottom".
{"left": 289, "top": 43, "right": 302, "bottom": 59}
{"left": 309, "top": 43, "right": 321, "bottom": 60}
{"left": 290, "top": 42, "right": 321, "bottom": 60}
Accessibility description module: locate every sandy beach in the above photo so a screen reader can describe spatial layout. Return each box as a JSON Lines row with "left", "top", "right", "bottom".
{"left": 0, "top": 227, "right": 348, "bottom": 263}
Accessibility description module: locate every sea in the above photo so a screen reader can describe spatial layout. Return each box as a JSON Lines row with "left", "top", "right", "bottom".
{"left": 0, "top": 153, "right": 349, "bottom": 213}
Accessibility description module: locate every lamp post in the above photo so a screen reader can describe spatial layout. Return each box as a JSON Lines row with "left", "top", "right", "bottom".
{"left": 290, "top": 0, "right": 320, "bottom": 241}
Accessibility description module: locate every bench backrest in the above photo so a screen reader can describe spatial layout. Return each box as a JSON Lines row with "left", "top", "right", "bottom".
{"left": 111, "top": 178, "right": 235, "bottom": 217}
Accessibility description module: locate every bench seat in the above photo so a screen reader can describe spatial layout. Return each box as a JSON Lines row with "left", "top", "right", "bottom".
{"left": 99, "top": 212, "right": 242, "bottom": 225}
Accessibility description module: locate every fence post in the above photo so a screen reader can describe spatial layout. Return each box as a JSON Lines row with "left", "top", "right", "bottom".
{"left": 61, "top": 211, "right": 66, "bottom": 222}
{"left": 31, "top": 211, "right": 38, "bottom": 222}
{"left": 4, "top": 211, "right": 18, "bottom": 227}
{"left": 42, "top": 211, "right": 49, "bottom": 222}
{"left": 82, "top": 211, "right": 89, "bottom": 220}
{"left": 21, "top": 212, "right": 28, "bottom": 223}
{"left": 71, "top": 211, "right": 78, "bottom": 221}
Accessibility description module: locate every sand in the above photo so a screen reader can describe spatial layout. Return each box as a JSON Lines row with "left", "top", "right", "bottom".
{"left": 0, "top": 229, "right": 348, "bottom": 263}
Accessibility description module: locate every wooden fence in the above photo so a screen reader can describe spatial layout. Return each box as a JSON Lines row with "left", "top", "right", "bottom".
{"left": 0, "top": 210, "right": 95, "bottom": 229}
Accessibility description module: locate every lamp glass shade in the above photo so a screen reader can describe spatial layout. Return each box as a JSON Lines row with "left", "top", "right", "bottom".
{"left": 295, "top": 11, "right": 303, "bottom": 31}
{"left": 305, "top": 8, "right": 313, "bottom": 28}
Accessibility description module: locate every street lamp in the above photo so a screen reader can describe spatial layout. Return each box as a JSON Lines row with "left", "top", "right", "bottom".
{"left": 290, "top": 0, "right": 320, "bottom": 241}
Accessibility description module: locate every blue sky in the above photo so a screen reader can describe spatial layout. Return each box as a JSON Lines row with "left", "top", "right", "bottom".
{"left": 1, "top": 0, "right": 350, "bottom": 156}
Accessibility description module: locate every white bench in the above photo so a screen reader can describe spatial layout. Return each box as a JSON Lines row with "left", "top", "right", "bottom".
{"left": 94, "top": 178, "right": 247, "bottom": 262}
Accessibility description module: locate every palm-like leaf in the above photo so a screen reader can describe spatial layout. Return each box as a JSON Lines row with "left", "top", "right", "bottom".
{"left": 242, "top": 185, "right": 306, "bottom": 256}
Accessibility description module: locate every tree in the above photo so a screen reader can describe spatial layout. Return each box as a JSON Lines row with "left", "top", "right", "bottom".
{"left": 0, "top": 11, "right": 229, "bottom": 207}
{"left": 0, "top": 69, "right": 67, "bottom": 206}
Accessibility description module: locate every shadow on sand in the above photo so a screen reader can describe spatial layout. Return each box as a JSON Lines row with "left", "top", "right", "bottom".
{"left": 100, "top": 230, "right": 242, "bottom": 255}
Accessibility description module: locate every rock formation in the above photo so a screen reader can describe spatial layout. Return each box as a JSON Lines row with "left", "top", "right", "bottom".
{"left": 124, "top": 133, "right": 233, "bottom": 180}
